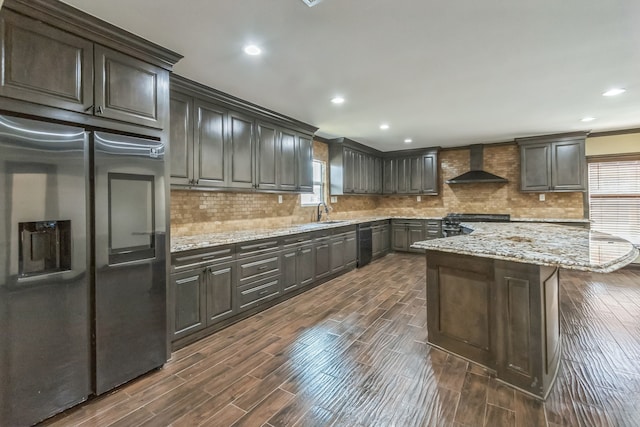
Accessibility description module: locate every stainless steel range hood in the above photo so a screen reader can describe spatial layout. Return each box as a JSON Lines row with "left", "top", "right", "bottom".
{"left": 446, "top": 144, "right": 508, "bottom": 184}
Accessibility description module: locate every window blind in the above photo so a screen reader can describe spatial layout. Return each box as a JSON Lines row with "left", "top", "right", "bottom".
{"left": 588, "top": 158, "right": 640, "bottom": 245}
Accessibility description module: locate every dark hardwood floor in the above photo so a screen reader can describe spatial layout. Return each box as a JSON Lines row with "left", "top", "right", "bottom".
{"left": 41, "top": 253, "right": 640, "bottom": 427}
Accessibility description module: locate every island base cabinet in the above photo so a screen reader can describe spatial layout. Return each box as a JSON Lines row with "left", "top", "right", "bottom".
{"left": 494, "top": 262, "right": 561, "bottom": 399}
{"left": 426, "top": 250, "right": 561, "bottom": 399}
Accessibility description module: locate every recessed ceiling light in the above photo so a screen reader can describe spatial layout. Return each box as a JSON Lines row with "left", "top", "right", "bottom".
{"left": 331, "top": 96, "right": 345, "bottom": 104}
{"left": 379, "top": 123, "right": 389, "bottom": 130}
{"left": 243, "top": 45, "right": 262, "bottom": 56}
{"left": 602, "top": 88, "right": 625, "bottom": 97}
{"left": 404, "top": 138, "right": 413, "bottom": 143}
{"left": 581, "top": 117, "right": 596, "bottom": 122}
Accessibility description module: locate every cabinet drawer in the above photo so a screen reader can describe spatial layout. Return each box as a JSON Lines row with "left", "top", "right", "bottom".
{"left": 425, "top": 230, "right": 442, "bottom": 239}
{"left": 237, "top": 277, "right": 280, "bottom": 310}
{"left": 392, "top": 219, "right": 423, "bottom": 227}
{"left": 237, "top": 253, "right": 280, "bottom": 285}
{"left": 311, "top": 229, "right": 332, "bottom": 239}
{"left": 172, "top": 245, "right": 234, "bottom": 271}
{"left": 425, "top": 220, "right": 441, "bottom": 229}
{"left": 282, "top": 233, "right": 312, "bottom": 247}
{"left": 236, "top": 239, "right": 280, "bottom": 258}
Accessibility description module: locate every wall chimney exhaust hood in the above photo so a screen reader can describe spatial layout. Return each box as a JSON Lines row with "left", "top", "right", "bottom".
{"left": 446, "top": 144, "right": 508, "bottom": 184}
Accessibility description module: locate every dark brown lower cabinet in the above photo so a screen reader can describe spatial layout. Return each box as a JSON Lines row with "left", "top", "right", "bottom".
{"left": 281, "top": 244, "right": 314, "bottom": 293}
{"left": 172, "top": 268, "right": 206, "bottom": 340}
{"left": 425, "top": 250, "right": 561, "bottom": 399}
{"left": 172, "top": 260, "right": 236, "bottom": 341}
{"left": 204, "top": 262, "right": 235, "bottom": 324}
{"left": 392, "top": 220, "right": 425, "bottom": 252}
{"left": 314, "top": 237, "right": 331, "bottom": 280}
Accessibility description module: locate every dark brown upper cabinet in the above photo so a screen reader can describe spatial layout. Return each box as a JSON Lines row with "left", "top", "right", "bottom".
{"left": 296, "top": 135, "right": 314, "bottom": 193}
{"left": 169, "top": 74, "right": 317, "bottom": 193}
{"left": 0, "top": 7, "right": 174, "bottom": 130}
{"left": 256, "top": 122, "right": 279, "bottom": 191}
{"left": 329, "top": 140, "right": 382, "bottom": 195}
{"left": 0, "top": 9, "right": 93, "bottom": 114}
{"left": 382, "top": 151, "right": 439, "bottom": 196}
{"left": 330, "top": 138, "right": 439, "bottom": 196}
{"left": 518, "top": 133, "right": 587, "bottom": 192}
{"left": 94, "top": 45, "right": 168, "bottom": 129}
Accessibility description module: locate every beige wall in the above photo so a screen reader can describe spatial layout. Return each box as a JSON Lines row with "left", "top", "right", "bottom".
{"left": 171, "top": 141, "right": 585, "bottom": 237}
{"left": 586, "top": 132, "right": 640, "bottom": 156}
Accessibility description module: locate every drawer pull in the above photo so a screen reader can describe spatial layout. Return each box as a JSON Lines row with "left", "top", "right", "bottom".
{"left": 257, "top": 265, "right": 269, "bottom": 270}
{"left": 201, "top": 255, "right": 219, "bottom": 260}
{"left": 258, "top": 289, "right": 271, "bottom": 296}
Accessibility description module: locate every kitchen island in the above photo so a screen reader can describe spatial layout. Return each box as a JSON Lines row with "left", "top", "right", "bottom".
{"left": 412, "top": 223, "right": 638, "bottom": 399}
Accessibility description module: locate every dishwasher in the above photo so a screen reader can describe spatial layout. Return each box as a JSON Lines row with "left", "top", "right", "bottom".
{"left": 357, "top": 223, "right": 372, "bottom": 267}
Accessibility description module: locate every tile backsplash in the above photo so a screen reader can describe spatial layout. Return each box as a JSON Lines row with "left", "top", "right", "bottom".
{"left": 171, "top": 141, "right": 584, "bottom": 237}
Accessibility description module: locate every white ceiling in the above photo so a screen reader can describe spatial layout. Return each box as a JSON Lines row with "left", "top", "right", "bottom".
{"left": 63, "top": 0, "right": 640, "bottom": 151}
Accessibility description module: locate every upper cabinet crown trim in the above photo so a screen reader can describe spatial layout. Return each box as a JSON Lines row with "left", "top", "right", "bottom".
{"left": 4, "top": 0, "right": 183, "bottom": 70}
{"left": 171, "top": 74, "right": 318, "bottom": 135}
{"left": 515, "top": 131, "right": 590, "bottom": 145}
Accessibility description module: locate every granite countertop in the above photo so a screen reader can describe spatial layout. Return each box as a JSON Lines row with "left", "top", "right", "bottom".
{"left": 510, "top": 217, "right": 590, "bottom": 223}
{"left": 171, "top": 216, "right": 443, "bottom": 252}
{"left": 412, "top": 222, "right": 638, "bottom": 273}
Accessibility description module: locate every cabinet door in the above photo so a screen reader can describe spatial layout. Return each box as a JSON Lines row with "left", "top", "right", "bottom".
{"left": 297, "top": 135, "right": 314, "bottom": 192}
{"left": 408, "top": 156, "right": 422, "bottom": 193}
{"left": 314, "top": 241, "right": 331, "bottom": 280}
{"left": 421, "top": 154, "right": 438, "bottom": 194}
{"left": 374, "top": 157, "right": 382, "bottom": 194}
{"left": 256, "top": 122, "right": 278, "bottom": 190}
{"left": 396, "top": 158, "right": 409, "bottom": 193}
{"left": 0, "top": 10, "right": 93, "bottom": 113}
{"left": 194, "top": 100, "right": 226, "bottom": 187}
{"left": 408, "top": 225, "right": 426, "bottom": 253}
{"left": 520, "top": 143, "right": 551, "bottom": 191}
{"left": 205, "top": 263, "right": 235, "bottom": 325}
{"left": 298, "top": 245, "right": 314, "bottom": 287}
{"left": 381, "top": 225, "right": 390, "bottom": 253}
{"left": 172, "top": 270, "right": 206, "bottom": 339}
{"left": 372, "top": 228, "right": 382, "bottom": 257}
{"left": 551, "top": 140, "right": 585, "bottom": 191}
{"left": 279, "top": 129, "right": 297, "bottom": 191}
{"left": 391, "top": 225, "right": 407, "bottom": 251}
{"left": 169, "top": 91, "right": 193, "bottom": 185}
{"left": 94, "top": 45, "right": 168, "bottom": 129}
{"left": 383, "top": 158, "right": 396, "bottom": 194}
{"left": 330, "top": 237, "right": 345, "bottom": 273}
{"left": 281, "top": 248, "right": 298, "bottom": 293}
{"left": 343, "top": 148, "right": 355, "bottom": 193}
{"left": 228, "top": 112, "right": 254, "bottom": 188}
{"left": 344, "top": 232, "right": 357, "bottom": 268}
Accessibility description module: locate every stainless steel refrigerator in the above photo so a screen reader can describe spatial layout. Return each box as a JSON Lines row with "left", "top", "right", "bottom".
{"left": 0, "top": 115, "right": 167, "bottom": 426}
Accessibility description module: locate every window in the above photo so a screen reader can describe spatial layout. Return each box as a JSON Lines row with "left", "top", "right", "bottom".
{"left": 588, "top": 156, "right": 640, "bottom": 245}
{"left": 301, "top": 160, "right": 325, "bottom": 206}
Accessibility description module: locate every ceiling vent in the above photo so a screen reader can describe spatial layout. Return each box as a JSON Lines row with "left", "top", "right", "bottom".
{"left": 300, "top": 0, "right": 325, "bottom": 7}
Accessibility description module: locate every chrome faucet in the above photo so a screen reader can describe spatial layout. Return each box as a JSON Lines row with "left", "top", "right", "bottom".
{"left": 317, "top": 202, "right": 329, "bottom": 222}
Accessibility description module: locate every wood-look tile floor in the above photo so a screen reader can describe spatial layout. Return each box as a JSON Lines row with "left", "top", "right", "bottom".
{"left": 41, "top": 253, "right": 640, "bottom": 427}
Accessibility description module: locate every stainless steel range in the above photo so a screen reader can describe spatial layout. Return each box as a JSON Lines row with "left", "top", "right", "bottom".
{"left": 442, "top": 213, "right": 511, "bottom": 237}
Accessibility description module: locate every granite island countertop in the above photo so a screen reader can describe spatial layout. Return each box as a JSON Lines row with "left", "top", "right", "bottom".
{"left": 412, "top": 222, "right": 638, "bottom": 273}
{"left": 171, "top": 216, "right": 444, "bottom": 252}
